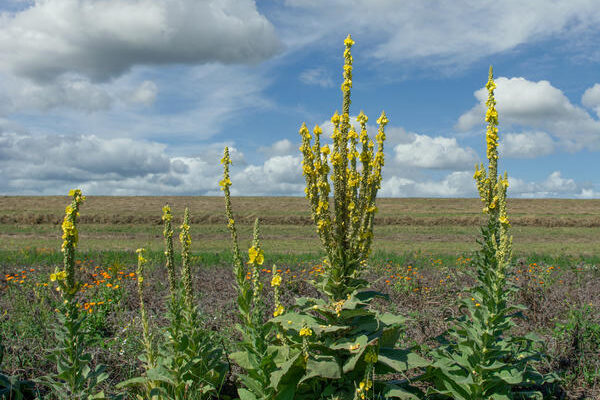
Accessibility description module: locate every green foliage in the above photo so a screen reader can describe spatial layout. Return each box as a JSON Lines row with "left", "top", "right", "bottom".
{"left": 269, "top": 289, "right": 429, "bottom": 399}
{"left": 0, "top": 340, "right": 40, "bottom": 399}
{"left": 37, "top": 190, "right": 108, "bottom": 400}
{"left": 118, "top": 207, "right": 227, "bottom": 400}
{"left": 553, "top": 303, "right": 600, "bottom": 386}
{"left": 425, "top": 69, "right": 557, "bottom": 399}
{"left": 426, "top": 223, "right": 555, "bottom": 399}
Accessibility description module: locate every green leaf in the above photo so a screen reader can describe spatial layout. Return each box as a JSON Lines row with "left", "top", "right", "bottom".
{"left": 270, "top": 353, "right": 302, "bottom": 389}
{"left": 237, "top": 388, "right": 257, "bottom": 400}
{"left": 300, "top": 355, "right": 341, "bottom": 383}
{"left": 377, "top": 348, "right": 429, "bottom": 373}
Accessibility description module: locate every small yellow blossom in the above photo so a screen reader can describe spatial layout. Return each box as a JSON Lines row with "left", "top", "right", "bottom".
{"left": 248, "top": 246, "right": 264, "bottom": 265}
{"left": 299, "top": 327, "right": 313, "bottom": 337}
{"left": 273, "top": 304, "right": 285, "bottom": 317}
{"left": 271, "top": 274, "right": 282, "bottom": 287}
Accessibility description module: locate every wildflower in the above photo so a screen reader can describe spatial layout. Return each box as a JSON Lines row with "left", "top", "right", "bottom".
{"left": 299, "top": 327, "right": 313, "bottom": 337}
{"left": 271, "top": 274, "right": 282, "bottom": 287}
{"left": 248, "top": 246, "right": 264, "bottom": 265}
{"left": 273, "top": 304, "right": 285, "bottom": 317}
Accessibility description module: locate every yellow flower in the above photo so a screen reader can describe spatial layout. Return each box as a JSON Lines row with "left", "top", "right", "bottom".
{"left": 344, "top": 34, "right": 355, "bottom": 47}
{"left": 273, "top": 304, "right": 285, "bottom": 317}
{"left": 321, "top": 145, "right": 330, "bottom": 155}
{"left": 271, "top": 274, "right": 282, "bottom": 287}
{"left": 219, "top": 177, "right": 232, "bottom": 189}
{"left": 299, "top": 327, "right": 313, "bottom": 337}
{"left": 248, "top": 246, "right": 264, "bottom": 265}
{"left": 499, "top": 215, "right": 509, "bottom": 225}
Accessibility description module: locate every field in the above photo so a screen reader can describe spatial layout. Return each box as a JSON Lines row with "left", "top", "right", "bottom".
{"left": 2, "top": 196, "right": 600, "bottom": 255}
{"left": 1, "top": 195, "right": 600, "bottom": 399}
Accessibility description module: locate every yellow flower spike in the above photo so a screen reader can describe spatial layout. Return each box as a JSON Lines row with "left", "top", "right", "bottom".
{"left": 331, "top": 112, "right": 340, "bottom": 125}
{"left": 321, "top": 145, "right": 330, "bottom": 155}
{"left": 344, "top": 34, "right": 355, "bottom": 47}
{"left": 271, "top": 274, "right": 282, "bottom": 287}
{"left": 376, "top": 111, "right": 389, "bottom": 126}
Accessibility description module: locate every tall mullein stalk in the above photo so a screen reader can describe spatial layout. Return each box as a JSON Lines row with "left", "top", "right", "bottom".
{"left": 271, "top": 266, "right": 283, "bottom": 318}
{"left": 42, "top": 190, "right": 107, "bottom": 399}
{"left": 220, "top": 148, "right": 252, "bottom": 326}
{"left": 179, "top": 208, "right": 194, "bottom": 309}
{"left": 136, "top": 248, "right": 155, "bottom": 369}
{"left": 427, "top": 67, "right": 552, "bottom": 399}
{"left": 59, "top": 189, "right": 86, "bottom": 295}
{"left": 250, "top": 218, "right": 264, "bottom": 312}
{"left": 473, "top": 66, "right": 512, "bottom": 282}
{"left": 162, "top": 204, "right": 176, "bottom": 298}
{"left": 299, "top": 34, "right": 387, "bottom": 301}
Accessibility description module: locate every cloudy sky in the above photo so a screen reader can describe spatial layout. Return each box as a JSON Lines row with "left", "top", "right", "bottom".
{"left": 1, "top": 0, "right": 600, "bottom": 198}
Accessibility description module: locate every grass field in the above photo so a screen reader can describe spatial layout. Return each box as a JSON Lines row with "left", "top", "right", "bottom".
{"left": 2, "top": 196, "right": 600, "bottom": 256}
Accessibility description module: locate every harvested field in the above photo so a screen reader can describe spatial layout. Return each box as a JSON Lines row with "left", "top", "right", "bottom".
{"left": 1, "top": 196, "right": 599, "bottom": 255}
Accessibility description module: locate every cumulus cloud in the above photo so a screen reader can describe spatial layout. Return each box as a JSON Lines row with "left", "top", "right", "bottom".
{"left": 499, "top": 131, "right": 555, "bottom": 158}
{"left": 0, "top": 130, "right": 229, "bottom": 195}
{"left": 393, "top": 134, "right": 478, "bottom": 170}
{"left": 258, "top": 139, "right": 296, "bottom": 157}
{"left": 0, "top": 73, "right": 113, "bottom": 113}
{"left": 299, "top": 68, "right": 334, "bottom": 88}
{"left": 508, "top": 171, "right": 595, "bottom": 198}
{"left": 457, "top": 77, "right": 600, "bottom": 151}
{"left": 380, "top": 171, "right": 476, "bottom": 198}
{"left": 0, "top": 0, "right": 282, "bottom": 82}
{"left": 231, "top": 155, "right": 304, "bottom": 196}
{"left": 582, "top": 83, "right": 600, "bottom": 117}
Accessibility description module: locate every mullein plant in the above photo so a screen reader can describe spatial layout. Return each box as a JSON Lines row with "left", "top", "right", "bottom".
{"left": 425, "top": 67, "right": 556, "bottom": 399}
{"left": 223, "top": 36, "right": 428, "bottom": 399}
{"left": 39, "top": 189, "right": 108, "bottom": 400}
{"left": 120, "top": 208, "right": 226, "bottom": 400}
{"left": 221, "top": 150, "right": 281, "bottom": 400}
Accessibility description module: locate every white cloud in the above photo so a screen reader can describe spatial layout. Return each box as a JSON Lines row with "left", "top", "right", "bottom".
{"left": 231, "top": 155, "right": 304, "bottom": 196}
{"left": 500, "top": 131, "right": 555, "bottom": 158}
{"left": 582, "top": 83, "right": 600, "bottom": 117}
{"left": 277, "top": 0, "right": 600, "bottom": 68}
{"left": 0, "top": 130, "right": 231, "bottom": 195}
{"left": 0, "top": 0, "right": 282, "bottom": 82}
{"left": 299, "top": 68, "right": 334, "bottom": 88}
{"left": 125, "top": 80, "right": 158, "bottom": 106}
{"left": 380, "top": 171, "right": 476, "bottom": 198}
{"left": 508, "top": 171, "right": 590, "bottom": 198}
{"left": 258, "top": 139, "right": 295, "bottom": 157}
{"left": 0, "top": 73, "right": 113, "bottom": 113}
{"left": 393, "top": 134, "right": 478, "bottom": 170}
{"left": 457, "top": 77, "right": 600, "bottom": 152}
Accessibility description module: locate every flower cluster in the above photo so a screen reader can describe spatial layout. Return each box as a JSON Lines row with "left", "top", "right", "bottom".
{"left": 162, "top": 204, "right": 176, "bottom": 295}
{"left": 298, "top": 34, "right": 388, "bottom": 301}
{"left": 179, "top": 208, "right": 194, "bottom": 307}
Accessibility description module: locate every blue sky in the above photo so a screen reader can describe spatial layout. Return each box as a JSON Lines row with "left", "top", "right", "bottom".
{"left": 1, "top": 0, "right": 600, "bottom": 197}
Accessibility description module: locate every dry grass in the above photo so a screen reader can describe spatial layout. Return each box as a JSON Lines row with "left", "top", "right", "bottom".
{"left": 1, "top": 196, "right": 599, "bottom": 255}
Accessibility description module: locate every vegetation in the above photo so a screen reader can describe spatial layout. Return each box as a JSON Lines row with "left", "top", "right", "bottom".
{"left": 1, "top": 35, "right": 599, "bottom": 399}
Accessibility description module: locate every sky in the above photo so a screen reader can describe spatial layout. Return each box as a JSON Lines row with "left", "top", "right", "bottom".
{"left": 1, "top": 0, "right": 600, "bottom": 198}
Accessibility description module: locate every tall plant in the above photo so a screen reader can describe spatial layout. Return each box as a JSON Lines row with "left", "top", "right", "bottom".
{"left": 426, "top": 67, "right": 556, "bottom": 399}
{"left": 298, "top": 34, "right": 386, "bottom": 302}
{"left": 39, "top": 189, "right": 108, "bottom": 400}
{"left": 120, "top": 207, "right": 226, "bottom": 400}
{"left": 221, "top": 151, "right": 280, "bottom": 400}
{"left": 223, "top": 35, "right": 428, "bottom": 400}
